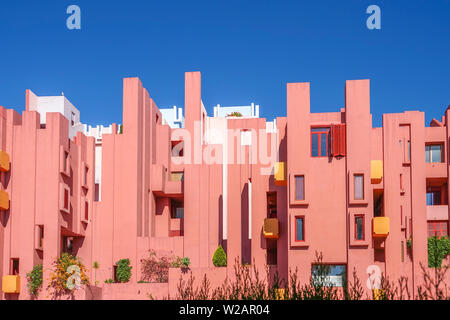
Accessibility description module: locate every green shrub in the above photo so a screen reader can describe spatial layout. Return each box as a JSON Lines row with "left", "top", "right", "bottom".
{"left": 26, "top": 264, "right": 43, "bottom": 297}
{"left": 428, "top": 236, "right": 450, "bottom": 268}
{"left": 181, "top": 257, "right": 191, "bottom": 268}
{"left": 116, "top": 258, "right": 132, "bottom": 283}
{"left": 104, "top": 278, "right": 114, "bottom": 284}
{"left": 212, "top": 245, "right": 227, "bottom": 267}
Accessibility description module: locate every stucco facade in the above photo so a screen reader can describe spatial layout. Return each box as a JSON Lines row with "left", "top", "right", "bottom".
{"left": 0, "top": 72, "right": 448, "bottom": 300}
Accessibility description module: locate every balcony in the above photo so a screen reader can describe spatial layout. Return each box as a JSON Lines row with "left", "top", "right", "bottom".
{"left": 0, "top": 189, "right": 9, "bottom": 210}
{"left": 370, "top": 160, "right": 383, "bottom": 184}
{"left": 427, "top": 205, "right": 448, "bottom": 221}
{"left": 274, "top": 162, "right": 287, "bottom": 186}
{"left": 263, "top": 218, "right": 279, "bottom": 239}
{"left": 373, "top": 217, "right": 390, "bottom": 238}
{"left": 0, "top": 150, "right": 10, "bottom": 172}
{"left": 2, "top": 275, "right": 20, "bottom": 293}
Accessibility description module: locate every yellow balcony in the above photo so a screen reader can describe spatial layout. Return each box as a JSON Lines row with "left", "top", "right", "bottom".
{"left": 371, "top": 160, "right": 383, "bottom": 184}
{"left": 2, "top": 275, "right": 20, "bottom": 294}
{"left": 274, "top": 162, "right": 287, "bottom": 186}
{"left": 0, "top": 189, "right": 9, "bottom": 210}
{"left": 0, "top": 150, "right": 10, "bottom": 172}
{"left": 373, "top": 217, "right": 390, "bottom": 238}
{"left": 263, "top": 218, "right": 279, "bottom": 239}
{"left": 373, "top": 289, "right": 384, "bottom": 300}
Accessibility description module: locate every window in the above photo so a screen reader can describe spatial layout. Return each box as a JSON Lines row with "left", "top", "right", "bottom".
{"left": 355, "top": 215, "right": 364, "bottom": 240}
{"left": 11, "top": 258, "right": 19, "bottom": 275}
{"left": 62, "top": 236, "right": 73, "bottom": 254}
{"left": 295, "top": 216, "right": 305, "bottom": 241}
{"left": 425, "top": 144, "right": 443, "bottom": 163}
{"left": 171, "top": 140, "right": 184, "bottom": 157}
{"left": 426, "top": 187, "right": 441, "bottom": 205}
{"left": 428, "top": 221, "right": 448, "bottom": 237}
{"left": 354, "top": 174, "right": 364, "bottom": 200}
{"left": 171, "top": 198, "right": 184, "bottom": 218}
{"left": 295, "top": 175, "right": 305, "bottom": 201}
{"left": 84, "top": 200, "right": 89, "bottom": 221}
{"left": 64, "top": 188, "right": 69, "bottom": 211}
{"left": 63, "top": 151, "right": 69, "bottom": 172}
{"left": 38, "top": 225, "right": 44, "bottom": 249}
{"left": 311, "top": 264, "right": 346, "bottom": 287}
{"left": 311, "top": 127, "right": 330, "bottom": 157}
{"left": 84, "top": 166, "right": 88, "bottom": 186}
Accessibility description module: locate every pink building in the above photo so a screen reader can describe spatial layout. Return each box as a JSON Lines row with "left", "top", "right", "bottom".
{"left": 0, "top": 72, "right": 448, "bottom": 300}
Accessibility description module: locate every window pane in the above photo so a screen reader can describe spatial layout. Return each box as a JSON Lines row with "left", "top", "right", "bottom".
{"left": 311, "top": 134, "right": 319, "bottom": 157}
{"left": 295, "top": 176, "right": 305, "bottom": 201}
{"left": 431, "top": 145, "right": 441, "bottom": 163}
{"left": 425, "top": 145, "right": 430, "bottom": 163}
{"left": 311, "top": 265, "right": 346, "bottom": 287}
{"left": 296, "top": 217, "right": 304, "bottom": 241}
{"left": 356, "top": 216, "right": 364, "bottom": 240}
{"left": 354, "top": 175, "right": 364, "bottom": 200}
{"left": 320, "top": 133, "right": 328, "bottom": 157}
{"left": 426, "top": 193, "right": 433, "bottom": 205}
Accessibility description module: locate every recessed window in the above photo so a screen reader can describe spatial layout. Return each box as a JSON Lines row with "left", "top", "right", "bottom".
{"left": 84, "top": 200, "right": 89, "bottom": 221}
{"left": 426, "top": 187, "right": 441, "bottom": 205}
{"left": 63, "top": 151, "right": 69, "bottom": 172}
{"left": 171, "top": 140, "right": 184, "bottom": 157}
{"left": 295, "top": 216, "right": 304, "bottom": 241}
{"left": 355, "top": 215, "right": 364, "bottom": 240}
{"left": 354, "top": 174, "right": 364, "bottom": 200}
{"left": 84, "top": 166, "right": 88, "bottom": 186}
{"left": 311, "top": 127, "right": 330, "bottom": 157}
{"left": 11, "top": 258, "right": 19, "bottom": 275}
{"left": 171, "top": 198, "right": 184, "bottom": 219}
{"left": 64, "top": 188, "right": 69, "bottom": 211}
{"left": 427, "top": 221, "right": 448, "bottom": 237}
{"left": 295, "top": 175, "right": 305, "bottom": 201}
{"left": 425, "top": 144, "right": 443, "bottom": 163}
{"left": 311, "top": 264, "right": 346, "bottom": 287}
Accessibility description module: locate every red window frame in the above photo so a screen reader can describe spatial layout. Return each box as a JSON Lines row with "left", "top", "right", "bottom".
{"left": 427, "top": 221, "right": 449, "bottom": 237}
{"left": 354, "top": 215, "right": 365, "bottom": 241}
{"left": 311, "top": 127, "right": 330, "bottom": 157}
{"left": 85, "top": 200, "right": 89, "bottom": 221}
{"left": 295, "top": 216, "right": 305, "bottom": 242}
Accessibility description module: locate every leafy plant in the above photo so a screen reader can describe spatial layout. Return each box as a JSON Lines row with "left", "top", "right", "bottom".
{"left": 116, "top": 258, "right": 132, "bottom": 283}
{"left": 428, "top": 236, "right": 450, "bottom": 268}
{"left": 407, "top": 238, "right": 413, "bottom": 249}
{"left": 104, "top": 278, "right": 114, "bottom": 284}
{"left": 92, "top": 261, "right": 99, "bottom": 285}
{"left": 26, "top": 264, "right": 43, "bottom": 297}
{"left": 226, "top": 111, "right": 243, "bottom": 117}
{"left": 181, "top": 257, "right": 191, "bottom": 268}
{"left": 47, "top": 253, "right": 89, "bottom": 298}
{"left": 212, "top": 245, "right": 227, "bottom": 267}
{"left": 141, "top": 250, "right": 172, "bottom": 283}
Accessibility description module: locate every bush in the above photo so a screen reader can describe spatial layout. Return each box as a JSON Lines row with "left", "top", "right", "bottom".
{"left": 47, "top": 253, "right": 89, "bottom": 297}
{"left": 116, "top": 258, "right": 132, "bottom": 283}
{"left": 26, "top": 264, "right": 43, "bottom": 297}
{"left": 428, "top": 236, "right": 450, "bottom": 268}
{"left": 181, "top": 257, "right": 191, "bottom": 268}
{"left": 212, "top": 245, "right": 227, "bottom": 267}
{"left": 104, "top": 278, "right": 114, "bottom": 284}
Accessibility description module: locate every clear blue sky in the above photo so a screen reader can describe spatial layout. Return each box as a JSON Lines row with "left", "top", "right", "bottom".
{"left": 0, "top": 0, "right": 449, "bottom": 127}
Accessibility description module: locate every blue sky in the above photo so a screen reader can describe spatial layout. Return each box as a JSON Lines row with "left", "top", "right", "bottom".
{"left": 0, "top": 0, "right": 449, "bottom": 127}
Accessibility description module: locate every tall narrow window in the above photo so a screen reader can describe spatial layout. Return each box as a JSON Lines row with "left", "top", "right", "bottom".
{"left": 311, "top": 127, "right": 330, "bottom": 157}
{"left": 355, "top": 215, "right": 364, "bottom": 240}
{"left": 63, "top": 151, "right": 69, "bottom": 172}
{"left": 85, "top": 200, "right": 89, "bottom": 221}
{"left": 64, "top": 188, "right": 69, "bottom": 211}
{"left": 39, "top": 225, "right": 44, "bottom": 249}
{"left": 354, "top": 174, "right": 364, "bottom": 200}
{"left": 295, "top": 175, "right": 305, "bottom": 201}
{"left": 295, "top": 216, "right": 304, "bottom": 241}
{"left": 11, "top": 258, "right": 19, "bottom": 275}
{"left": 84, "top": 166, "right": 88, "bottom": 186}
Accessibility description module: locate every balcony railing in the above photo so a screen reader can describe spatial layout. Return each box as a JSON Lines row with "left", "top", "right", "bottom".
{"left": 426, "top": 205, "right": 448, "bottom": 221}
{"left": 0, "top": 150, "right": 10, "bottom": 172}
{"left": 2, "top": 275, "right": 20, "bottom": 294}
{"left": 263, "top": 218, "right": 279, "bottom": 239}
{"left": 373, "top": 217, "right": 390, "bottom": 238}
{"left": 0, "top": 189, "right": 9, "bottom": 211}
{"left": 274, "top": 162, "right": 287, "bottom": 186}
